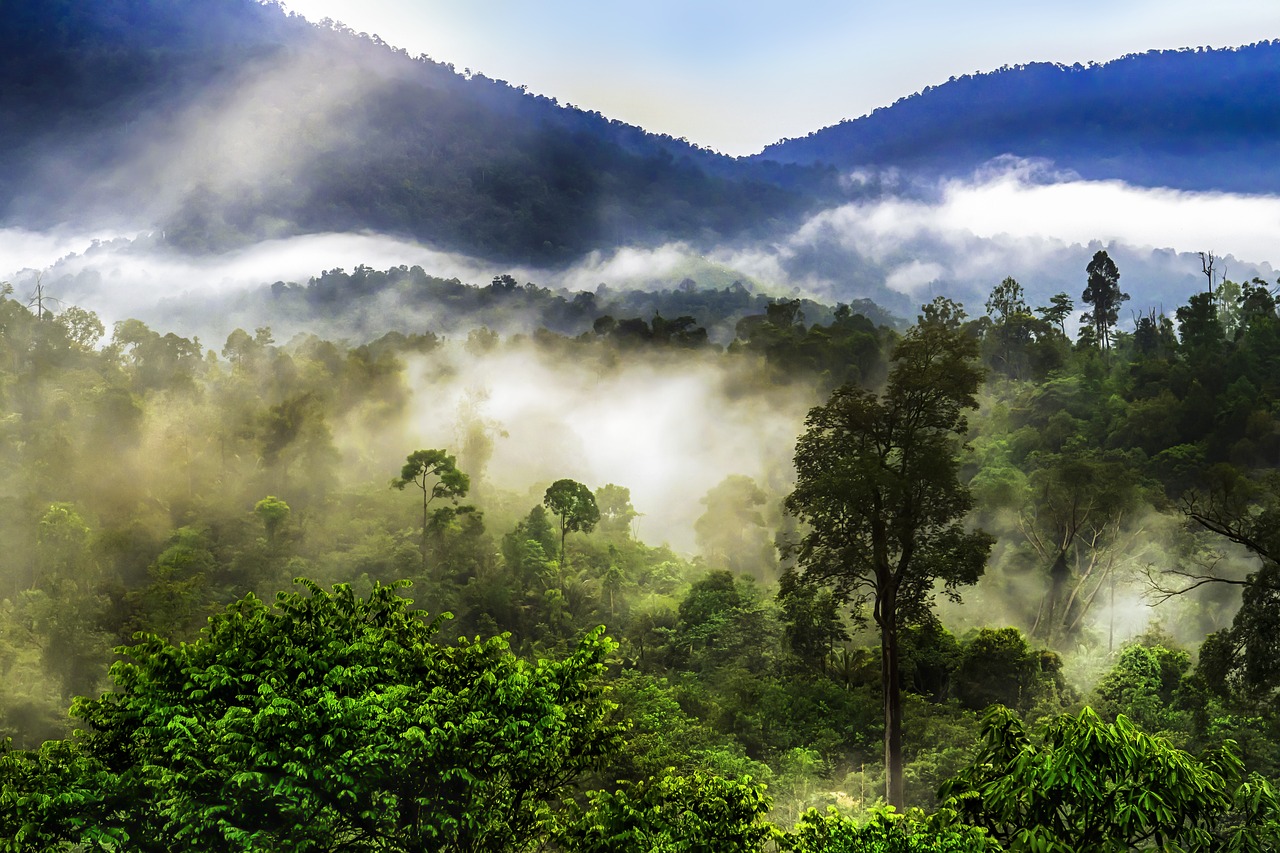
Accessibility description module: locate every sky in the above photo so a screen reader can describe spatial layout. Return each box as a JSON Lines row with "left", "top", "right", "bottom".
{"left": 281, "top": 1, "right": 1280, "bottom": 156}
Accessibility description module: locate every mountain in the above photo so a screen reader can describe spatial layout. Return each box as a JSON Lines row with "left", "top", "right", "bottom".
{"left": 758, "top": 43, "right": 1280, "bottom": 194}
{"left": 0, "top": 0, "right": 834, "bottom": 264}
{"left": 7, "top": 0, "right": 1280, "bottom": 279}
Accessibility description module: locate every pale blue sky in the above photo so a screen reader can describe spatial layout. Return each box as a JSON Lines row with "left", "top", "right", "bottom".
{"left": 283, "top": 1, "right": 1280, "bottom": 156}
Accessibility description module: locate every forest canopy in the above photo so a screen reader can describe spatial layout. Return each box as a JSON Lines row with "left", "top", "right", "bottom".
{"left": 0, "top": 257, "right": 1279, "bottom": 849}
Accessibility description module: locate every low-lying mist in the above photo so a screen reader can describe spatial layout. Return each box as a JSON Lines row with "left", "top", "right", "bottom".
{"left": 2, "top": 156, "right": 1271, "bottom": 645}
{"left": 7, "top": 159, "right": 1278, "bottom": 350}
{"left": 340, "top": 341, "right": 816, "bottom": 553}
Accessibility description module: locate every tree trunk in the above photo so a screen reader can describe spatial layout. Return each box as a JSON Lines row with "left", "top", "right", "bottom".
{"left": 881, "top": 590, "right": 904, "bottom": 807}
{"left": 427, "top": 479, "right": 437, "bottom": 571}
{"left": 559, "top": 518, "right": 568, "bottom": 575}
{"left": 1035, "top": 549, "right": 1070, "bottom": 642}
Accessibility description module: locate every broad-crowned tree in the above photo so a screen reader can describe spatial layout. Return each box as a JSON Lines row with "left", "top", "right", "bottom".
{"left": 941, "top": 706, "right": 1280, "bottom": 852}
{"left": 392, "top": 449, "right": 469, "bottom": 572}
{"left": 2, "top": 579, "right": 623, "bottom": 852}
{"left": 783, "top": 297, "right": 992, "bottom": 807}
{"left": 544, "top": 479, "right": 600, "bottom": 569}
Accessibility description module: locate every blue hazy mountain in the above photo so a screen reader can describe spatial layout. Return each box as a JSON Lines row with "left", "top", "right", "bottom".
{"left": 5, "top": 0, "right": 1280, "bottom": 269}
{"left": 757, "top": 43, "right": 1280, "bottom": 194}
{"left": 0, "top": 0, "right": 832, "bottom": 263}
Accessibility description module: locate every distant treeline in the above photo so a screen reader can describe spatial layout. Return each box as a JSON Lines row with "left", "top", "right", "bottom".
{"left": 252, "top": 264, "right": 899, "bottom": 344}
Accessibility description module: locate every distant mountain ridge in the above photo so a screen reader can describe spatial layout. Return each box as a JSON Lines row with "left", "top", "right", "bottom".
{"left": 5, "top": 0, "right": 1280, "bottom": 271}
{"left": 757, "top": 42, "right": 1280, "bottom": 194}
{"left": 0, "top": 0, "right": 832, "bottom": 263}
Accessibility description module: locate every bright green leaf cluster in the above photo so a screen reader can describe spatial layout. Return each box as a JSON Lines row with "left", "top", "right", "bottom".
{"left": 3, "top": 579, "right": 623, "bottom": 852}
{"left": 940, "top": 706, "right": 1280, "bottom": 852}
{"left": 560, "top": 769, "right": 777, "bottom": 853}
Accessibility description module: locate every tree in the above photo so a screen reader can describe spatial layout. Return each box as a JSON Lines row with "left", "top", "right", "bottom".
{"left": 55, "top": 305, "right": 104, "bottom": 351}
{"left": 560, "top": 770, "right": 776, "bottom": 853}
{"left": 1171, "top": 469, "right": 1280, "bottom": 700}
{"left": 1016, "top": 448, "right": 1150, "bottom": 645}
{"left": 594, "top": 483, "right": 639, "bottom": 539}
{"left": 983, "top": 276, "right": 1058, "bottom": 378}
{"left": 783, "top": 298, "right": 992, "bottom": 807}
{"left": 985, "top": 275, "right": 1028, "bottom": 323}
{"left": 1036, "top": 292, "right": 1074, "bottom": 337}
{"left": 1093, "top": 641, "right": 1190, "bottom": 734}
{"left": 953, "top": 627, "right": 1063, "bottom": 715}
{"left": 1081, "top": 250, "right": 1128, "bottom": 351}
{"left": 696, "top": 475, "right": 776, "bottom": 580}
{"left": 941, "top": 706, "right": 1280, "bottom": 852}
{"left": 1177, "top": 291, "right": 1223, "bottom": 354}
{"left": 543, "top": 479, "right": 600, "bottom": 568}
{"left": 777, "top": 569, "right": 849, "bottom": 670}
{"left": 2, "top": 579, "right": 624, "bottom": 851}
{"left": 253, "top": 495, "right": 290, "bottom": 544}
{"left": 392, "top": 449, "right": 470, "bottom": 571}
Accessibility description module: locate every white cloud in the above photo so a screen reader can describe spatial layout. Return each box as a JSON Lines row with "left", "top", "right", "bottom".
{"left": 886, "top": 260, "right": 946, "bottom": 295}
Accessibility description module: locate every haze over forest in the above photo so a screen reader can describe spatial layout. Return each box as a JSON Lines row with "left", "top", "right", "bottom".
{"left": 2, "top": 1, "right": 1280, "bottom": 850}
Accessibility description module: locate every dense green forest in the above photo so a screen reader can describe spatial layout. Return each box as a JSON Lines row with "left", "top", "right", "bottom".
{"left": 1, "top": 252, "right": 1279, "bottom": 849}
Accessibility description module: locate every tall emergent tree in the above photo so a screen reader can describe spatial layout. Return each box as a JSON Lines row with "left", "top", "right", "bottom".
{"left": 1082, "top": 249, "right": 1128, "bottom": 351}
{"left": 392, "top": 449, "right": 470, "bottom": 571}
{"left": 783, "top": 297, "right": 992, "bottom": 807}
{"left": 544, "top": 478, "right": 600, "bottom": 568}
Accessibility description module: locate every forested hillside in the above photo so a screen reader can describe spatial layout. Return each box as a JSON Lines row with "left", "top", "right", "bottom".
{"left": 0, "top": 0, "right": 832, "bottom": 262}
{"left": 759, "top": 42, "right": 1280, "bottom": 193}
{"left": 1, "top": 254, "right": 1279, "bottom": 848}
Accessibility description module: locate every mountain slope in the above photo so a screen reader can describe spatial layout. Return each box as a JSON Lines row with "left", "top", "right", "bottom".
{"left": 0, "top": 0, "right": 832, "bottom": 263}
{"left": 757, "top": 43, "right": 1280, "bottom": 194}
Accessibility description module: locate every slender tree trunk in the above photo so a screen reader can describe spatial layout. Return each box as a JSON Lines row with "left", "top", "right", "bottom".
{"left": 559, "top": 518, "right": 567, "bottom": 575}
{"left": 880, "top": 586, "right": 905, "bottom": 807}
{"left": 421, "top": 480, "right": 429, "bottom": 573}
{"left": 1109, "top": 565, "right": 1116, "bottom": 653}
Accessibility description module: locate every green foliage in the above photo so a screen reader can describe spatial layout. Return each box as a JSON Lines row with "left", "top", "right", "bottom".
{"left": 1178, "top": 292, "right": 1224, "bottom": 354}
{"left": 123, "top": 526, "right": 216, "bottom": 640}
{"left": 600, "top": 671, "right": 771, "bottom": 784}
{"left": 730, "top": 299, "right": 891, "bottom": 387}
{"left": 253, "top": 495, "right": 290, "bottom": 543}
{"left": 674, "top": 571, "right": 777, "bottom": 673}
{"left": 954, "top": 628, "right": 1063, "bottom": 716}
{"left": 696, "top": 475, "right": 777, "bottom": 580}
{"left": 595, "top": 483, "right": 639, "bottom": 539}
{"left": 941, "top": 705, "right": 1280, "bottom": 852}
{"left": 545, "top": 478, "right": 601, "bottom": 565}
{"left": 3, "top": 257, "right": 1280, "bottom": 849}
{"left": 1081, "top": 250, "right": 1128, "bottom": 351}
{"left": 982, "top": 276, "right": 1066, "bottom": 380}
{"left": 392, "top": 449, "right": 471, "bottom": 570}
{"left": 784, "top": 807, "right": 999, "bottom": 853}
{"left": 784, "top": 297, "right": 993, "bottom": 805}
{"left": 560, "top": 770, "right": 776, "bottom": 853}
{"left": 778, "top": 569, "right": 849, "bottom": 670}
{"left": 1094, "top": 642, "right": 1191, "bottom": 734}
{"left": 392, "top": 448, "right": 470, "bottom": 503}
{"left": 1036, "top": 293, "right": 1073, "bottom": 338}
{"left": 4, "top": 579, "right": 624, "bottom": 851}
